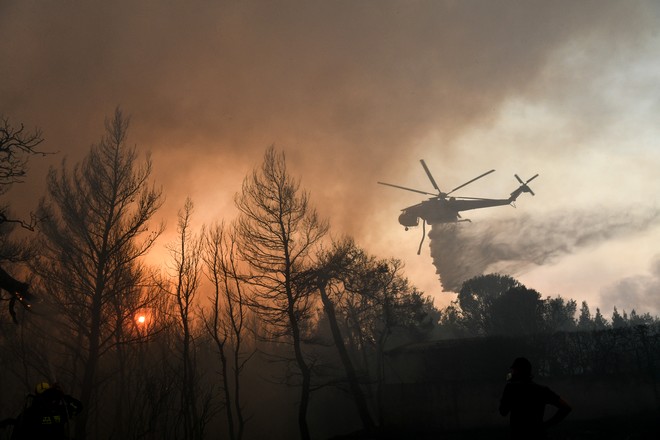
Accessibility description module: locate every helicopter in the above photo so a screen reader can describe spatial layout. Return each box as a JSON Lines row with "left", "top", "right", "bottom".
{"left": 378, "top": 160, "right": 538, "bottom": 253}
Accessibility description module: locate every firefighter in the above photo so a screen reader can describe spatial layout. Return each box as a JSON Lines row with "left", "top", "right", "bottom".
{"left": 10, "top": 382, "right": 82, "bottom": 440}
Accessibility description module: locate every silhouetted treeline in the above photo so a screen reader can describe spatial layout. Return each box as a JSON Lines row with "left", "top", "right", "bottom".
{"left": 435, "top": 273, "right": 659, "bottom": 339}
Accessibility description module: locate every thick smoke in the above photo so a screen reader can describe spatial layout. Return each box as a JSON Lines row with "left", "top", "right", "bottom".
{"left": 599, "top": 255, "right": 660, "bottom": 316}
{"left": 0, "top": 1, "right": 654, "bottom": 236}
{"left": 429, "top": 207, "right": 660, "bottom": 292}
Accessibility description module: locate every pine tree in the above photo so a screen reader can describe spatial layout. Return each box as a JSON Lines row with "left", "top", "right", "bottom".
{"left": 577, "top": 301, "right": 593, "bottom": 331}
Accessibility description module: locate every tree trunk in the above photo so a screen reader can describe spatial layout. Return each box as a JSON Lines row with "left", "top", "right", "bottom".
{"left": 288, "top": 294, "right": 311, "bottom": 440}
{"left": 318, "top": 283, "right": 375, "bottom": 431}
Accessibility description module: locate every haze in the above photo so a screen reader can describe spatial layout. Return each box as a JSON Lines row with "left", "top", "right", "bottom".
{"left": 2, "top": 0, "right": 660, "bottom": 316}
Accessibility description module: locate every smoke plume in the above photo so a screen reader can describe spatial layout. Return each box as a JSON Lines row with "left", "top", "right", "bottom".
{"left": 599, "top": 255, "right": 660, "bottom": 316}
{"left": 429, "top": 206, "right": 660, "bottom": 292}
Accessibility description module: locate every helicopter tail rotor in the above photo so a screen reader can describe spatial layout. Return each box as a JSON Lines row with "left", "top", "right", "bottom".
{"left": 511, "top": 174, "right": 539, "bottom": 199}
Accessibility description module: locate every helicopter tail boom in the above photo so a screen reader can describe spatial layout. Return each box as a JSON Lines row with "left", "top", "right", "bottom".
{"left": 509, "top": 173, "right": 539, "bottom": 201}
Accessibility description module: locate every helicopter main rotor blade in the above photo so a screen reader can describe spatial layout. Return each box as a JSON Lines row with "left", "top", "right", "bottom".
{"left": 377, "top": 181, "right": 437, "bottom": 196}
{"left": 420, "top": 160, "right": 441, "bottom": 193}
{"left": 447, "top": 169, "right": 496, "bottom": 195}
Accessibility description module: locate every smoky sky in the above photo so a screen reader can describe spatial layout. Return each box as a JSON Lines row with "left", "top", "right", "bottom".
{"left": 2, "top": 2, "right": 654, "bottom": 214}
{"left": 428, "top": 206, "right": 660, "bottom": 293}
{"left": 600, "top": 255, "right": 660, "bottom": 316}
{"left": 2, "top": 1, "right": 660, "bottom": 308}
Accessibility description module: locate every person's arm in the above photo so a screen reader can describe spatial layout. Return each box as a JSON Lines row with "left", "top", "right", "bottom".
{"left": 64, "top": 395, "right": 83, "bottom": 416}
{"left": 544, "top": 397, "right": 571, "bottom": 428}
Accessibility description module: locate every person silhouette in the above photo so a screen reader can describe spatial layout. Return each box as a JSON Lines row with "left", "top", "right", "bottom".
{"left": 499, "top": 357, "right": 571, "bottom": 440}
{"left": 10, "top": 382, "right": 82, "bottom": 440}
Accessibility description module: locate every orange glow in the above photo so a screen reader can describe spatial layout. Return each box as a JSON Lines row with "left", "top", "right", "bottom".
{"left": 137, "top": 315, "right": 146, "bottom": 324}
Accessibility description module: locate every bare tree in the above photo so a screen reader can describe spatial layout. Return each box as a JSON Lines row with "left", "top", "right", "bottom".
{"left": 202, "top": 221, "right": 252, "bottom": 440}
{"left": 234, "top": 146, "right": 328, "bottom": 440}
{"left": 101, "top": 263, "right": 178, "bottom": 440}
{"left": 35, "top": 108, "right": 163, "bottom": 439}
{"left": 0, "top": 116, "right": 44, "bottom": 196}
{"left": 0, "top": 116, "right": 46, "bottom": 230}
{"left": 165, "top": 198, "right": 212, "bottom": 440}
{"left": 0, "top": 116, "right": 46, "bottom": 321}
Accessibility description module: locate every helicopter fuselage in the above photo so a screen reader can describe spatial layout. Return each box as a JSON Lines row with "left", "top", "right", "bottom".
{"left": 399, "top": 197, "right": 513, "bottom": 227}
